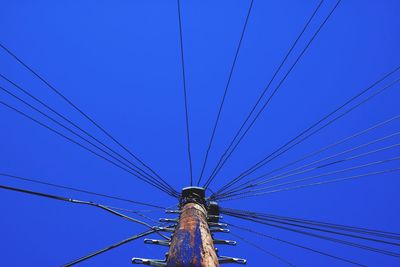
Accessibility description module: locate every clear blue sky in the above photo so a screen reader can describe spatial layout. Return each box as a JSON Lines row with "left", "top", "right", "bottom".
{"left": 0, "top": 0, "right": 399, "bottom": 266}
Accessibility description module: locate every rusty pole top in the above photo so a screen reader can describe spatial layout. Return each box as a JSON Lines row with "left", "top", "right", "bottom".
{"left": 132, "top": 187, "right": 246, "bottom": 266}
{"left": 166, "top": 186, "right": 219, "bottom": 267}
{"left": 167, "top": 202, "right": 219, "bottom": 267}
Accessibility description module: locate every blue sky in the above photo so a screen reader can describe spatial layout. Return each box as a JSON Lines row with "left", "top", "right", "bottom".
{"left": 0, "top": 0, "right": 399, "bottom": 266}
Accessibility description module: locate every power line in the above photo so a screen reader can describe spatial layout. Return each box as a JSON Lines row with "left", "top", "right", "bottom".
{"left": 203, "top": 0, "right": 333, "bottom": 188}
{"left": 230, "top": 232, "right": 296, "bottom": 266}
{"left": 235, "top": 155, "right": 400, "bottom": 198}
{"left": 0, "top": 183, "right": 171, "bottom": 247}
{"left": 0, "top": 100, "right": 176, "bottom": 197}
{"left": 0, "top": 172, "right": 166, "bottom": 209}
{"left": 223, "top": 210, "right": 400, "bottom": 258}
{"left": 197, "top": 0, "right": 255, "bottom": 186}
{"left": 215, "top": 69, "right": 400, "bottom": 196}
{"left": 0, "top": 183, "right": 169, "bottom": 240}
{"left": 254, "top": 143, "right": 400, "bottom": 189}
{"left": 0, "top": 84, "right": 176, "bottom": 196}
{"left": 176, "top": 0, "right": 193, "bottom": 186}
{"left": 235, "top": 213, "right": 400, "bottom": 247}
{"left": 223, "top": 209, "right": 400, "bottom": 245}
{"left": 230, "top": 223, "right": 366, "bottom": 267}
{"left": 219, "top": 139, "right": 400, "bottom": 199}
{"left": 225, "top": 209, "right": 400, "bottom": 240}
{"left": 204, "top": 0, "right": 338, "bottom": 189}
{"left": 0, "top": 73, "right": 174, "bottom": 193}
{"left": 216, "top": 115, "right": 400, "bottom": 198}
{"left": 223, "top": 167, "right": 400, "bottom": 201}
{"left": 0, "top": 42, "right": 176, "bottom": 196}
{"left": 63, "top": 229, "right": 156, "bottom": 267}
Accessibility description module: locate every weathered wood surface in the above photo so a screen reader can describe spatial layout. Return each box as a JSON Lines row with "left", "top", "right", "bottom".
{"left": 167, "top": 202, "right": 219, "bottom": 267}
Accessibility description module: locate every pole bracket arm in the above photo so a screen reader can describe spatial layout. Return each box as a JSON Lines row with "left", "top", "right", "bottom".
{"left": 144, "top": 239, "right": 171, "bottom": 247}
{"left": 132, "top": 258, "right": 166, "bottom": 267}
{"left": 218, "top": 256, "right": 247, "bottom": 265}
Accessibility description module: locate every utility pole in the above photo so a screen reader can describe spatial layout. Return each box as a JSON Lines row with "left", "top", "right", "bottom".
{"left": 132, "top": 187, "right": 246, "bottom": 267}
{"left": 167, "top": 187, "right": 218, "bottom": 266}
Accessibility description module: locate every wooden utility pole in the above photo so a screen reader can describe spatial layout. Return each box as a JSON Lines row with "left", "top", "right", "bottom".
{"left": 132, "top": 187, "right": 245, "bottom": 267}
{"left": 166, "top": 202, "right": 219, "bottom": 267}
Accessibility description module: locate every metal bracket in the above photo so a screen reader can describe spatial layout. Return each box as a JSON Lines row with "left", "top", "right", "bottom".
{"left": 155, "top": 226, "right": 176, "bottom": 233}
{"left": 213, "top": 239, "right": 237, "bottom": 246}
{"left": 180, "top": 186, "right": 206, "bottom": 207}
{"left": 159, "top": 218, "right": 179, "bottom": 223}
{"left": 132, "top": 258, "right": 166, "bottom": 267}
{"left": 143, "top": 239, "right": 171, "bottom": 247}
{"left": 218, "top": 256, "right": 247, "bottom": 265}
{"left": 207, "top": 215, "right": 223, "bottom": 220}
{"left": 208, "top": 222, "right": 228, "bottom": 228}
{"left": 165, "top": 209, "right": 180, "bottom": 214}
{"left": 210, "top": 227, "right": 230, "bottom": 233}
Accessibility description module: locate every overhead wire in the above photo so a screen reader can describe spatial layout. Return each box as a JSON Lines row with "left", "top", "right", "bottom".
{"left": 230, "top": 223, "right": 367, "bottom": 267}
{"left": 225, "top": 208, "right": 400, "bottom": 241}
{"left": 0, "top": 100, "right": 176, "bottom": 197}
{"left": 0, "top": 72, "right": 177, "bottom": 195}
{"left": 227, "top": 210, "right": 400, "bottom": 247}
{"left": 217, "top": 114, "right": 400, "bottom": 197}
{"left": 223, "top": 210, "right": 400, "bottom": 258}
{"left": 62, "top": 229, "right": 156, "bottom": 267}
{"left": 227, "top": 154, "right": 400, "bottom": 198}
{"left": 197, "top": 0, "right": 254, "bottom": 186}
{"left": 0, "top": 172, "right": 166, "bottom": 209}
{"left": 204, "top": 0, "right": 338, "bottom": 189}
{"left": 223, "top": 132, "right": 400, "bottom": 199}
{"left": 248, "top": 143, "right": 400, "bottom": 190}
{"left": 218, "top": 139, "right": 400, "bottom": 199}
{"left": 90, "top": 204, "right": 161, "bottom": 225}
{"left": 0, "top": 183, "right": 169, "bottom": 240}
{"left": 176, "top": 0, "right": 193, "bottom": 186}
{"left": 203, "top": 0, "right": 327, "bottom": 188}
{"left": 222, "top": 167, "right": 400, "bottom": 201}
{"left": 230, "top": 232, "right": 296, "bottom": 266}
{"left": 0, "top": 84, "right": 177, "bottom": 197}
{"left": 214, "top": 68, "right": 400, "bottom": 197}
{"left": 0, "top": 42, "right": 176, "bottom": 197}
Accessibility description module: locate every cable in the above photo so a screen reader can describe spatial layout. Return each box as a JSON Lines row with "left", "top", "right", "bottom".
{"left": 0, "top": 84, "right": 176, "bottom": 196}
{"left": 234, "top": 155, "right": 400, "bottom": 197}
{"left": 0, "top": 172, "right": 166, "bottom": 209}
{"left": 204, "top": 0, "right": 339, "bottom": 188}
{"left": 224, "top": 154, "right": 400, "bottom": 199}
{"left": 224, "top": 210, "right": 400, "bottom": 246}
{"left": 0, "top": 73, "right": 176, "bottom": 194}
{"left": 176, "top": 0, "right": 193, "bottom": 186}
{"left": 215, "top": 69, "right": 400, "bottom": 196}
{"left": 224, "top": 212, "right": 400, "bottom": 258}
{"left": 216, "top": 73, "right": 400, "bottom": 198}
{"left": 224, "top": 208, "right": 400, "bottom": 240}
{"left": 0, "top": 42, "right": 176, "bottom": 196}
{"left": 254, "top": 142, "right": 400, "bottom": 189}
{"left": 223, "top": 167, "right": 400, "bottom": 201}
{"left": 0, "top": 184, "right": 169, "bottom": 241}
{"left": 197, "top": 0, "right": 255, "bottom": 186}
{"left": 62, "top": 229, "right": 156, "bottom": 267}
{"left": 238, "top": 213, "right": 400, "bottom": 247}
{"left": 0, "top": 100, "right": 176, "bottom": 197}
{"left": 217, "top": 116, "right": 400, "bottom": 197}
{"left": 230, "top": 224, "right": 366, "bottom": 267}
{"left": 231, "top": 232, "right": 296, "bottom": 266}
{"left": 220, "top": 140, "right": 400, "bottom": 199}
